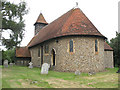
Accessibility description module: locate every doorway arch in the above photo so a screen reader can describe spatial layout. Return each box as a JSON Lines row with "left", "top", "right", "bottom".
{"left": 51, "top": 48, "right": 56, "bottom": 66}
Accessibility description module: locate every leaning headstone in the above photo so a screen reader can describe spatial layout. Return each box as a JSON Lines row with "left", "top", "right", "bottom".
{"left": 28, "top": 62, "right": 33, "bottom": 69}
{"left": 9, "top": 63, "right": 13, "bottom": 67}
{"left": 4, "top": 60, "right": 8, "bottom": 68}
{"left": 41, "top": 63, "right": 50, "bottom": 74}
{"left": 75, "top": 70, "right": 81, "bottom": 75}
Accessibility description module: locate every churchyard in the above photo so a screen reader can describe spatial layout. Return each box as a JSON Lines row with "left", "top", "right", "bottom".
{"left": 1, "top": 65, "right": 119, "bottom": 88}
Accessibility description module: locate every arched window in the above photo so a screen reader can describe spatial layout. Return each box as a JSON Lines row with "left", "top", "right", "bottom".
{"left": 38, "top": 46, "right": 40, "bottom": 57}
{"left": 95, "top": 39, "right": 98, "bottom": 52}
{"left": 69, "top": 40, "right": 73, "bottom": 52}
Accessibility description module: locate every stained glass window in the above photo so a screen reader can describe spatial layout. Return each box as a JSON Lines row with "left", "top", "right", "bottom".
{"left": 70, "top": 40, "right": 73, "bottom": 52}
{"left": 95, "top": 40, "right": 98, "bottom": 52}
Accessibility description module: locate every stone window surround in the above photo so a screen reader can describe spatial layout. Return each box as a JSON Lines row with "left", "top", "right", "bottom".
{"left": 67, "top": 39, "right": 75, "bottom": 54}
{"left": 94, "top": 39, "right": 99, "bottom": 55}
{"left": 70, "top": 39, "right": 73, "bottom": 52}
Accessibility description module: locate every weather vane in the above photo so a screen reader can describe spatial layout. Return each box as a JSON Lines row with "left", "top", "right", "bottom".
{"left": 74, "top": 2, "right": 79, "bottom": 9}
{"left": 76, "top": 2, "right": 78, "bottom": 7}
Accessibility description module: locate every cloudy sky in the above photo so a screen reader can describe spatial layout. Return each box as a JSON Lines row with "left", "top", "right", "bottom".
{"left": 2, "top": 0, "right": 119, "bottom": 48}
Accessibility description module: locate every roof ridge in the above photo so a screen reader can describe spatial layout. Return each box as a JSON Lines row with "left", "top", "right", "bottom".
{"left": 28, "top": 8, "right": 106, "bottom": 48}
{"left": 104, "top": 42, "right": 113, "bottom": 51}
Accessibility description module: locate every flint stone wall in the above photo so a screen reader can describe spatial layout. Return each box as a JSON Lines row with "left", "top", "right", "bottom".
{"left": 30, "top": 47, "right": 41, "bottom": 67}
{"left": 104, "top": 51, "right": 113, "bottom": 68}
{"left": 15, "top": 58, "right": 30, "bottom": 66}
{"left": 30, "top": 36, "right": 105, "bottom": 72}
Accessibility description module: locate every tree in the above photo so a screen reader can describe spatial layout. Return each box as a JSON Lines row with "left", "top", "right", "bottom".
{"left": 109, "top": 32, "right": 120, "bottom": 67}
{"left": 1, "top": 0, "right": 28, "bottom": 49}
{"left": 2, "top": 48, "right": 15, "bottom": 63}
{"left": 105, "top": 39, "right": 110, "bottom": 45}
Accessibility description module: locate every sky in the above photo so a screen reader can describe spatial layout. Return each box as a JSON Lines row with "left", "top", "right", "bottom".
{"left": 2, "top": 0, "right": 119, "bottom": 49}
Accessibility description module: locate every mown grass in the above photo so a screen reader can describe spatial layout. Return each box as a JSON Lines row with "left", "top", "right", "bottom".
{"left": 0, "top": 66, "right": 2, "bottom": 89}
{"left": 1, "top": 65, "right": 119, "bottom": 88}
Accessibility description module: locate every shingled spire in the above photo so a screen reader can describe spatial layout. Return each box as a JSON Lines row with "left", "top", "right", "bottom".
{"left": 34, "top": 13, "right": 48, "bottom": 35}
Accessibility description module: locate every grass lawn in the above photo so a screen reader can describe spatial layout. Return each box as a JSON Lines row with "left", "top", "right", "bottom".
{"left": 1, "top": 65, "right": 119, "bottom": 88}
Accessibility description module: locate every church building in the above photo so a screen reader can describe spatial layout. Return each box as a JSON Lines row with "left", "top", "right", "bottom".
{"left": 16, "top": 7, "right": 113, "bottom": 72}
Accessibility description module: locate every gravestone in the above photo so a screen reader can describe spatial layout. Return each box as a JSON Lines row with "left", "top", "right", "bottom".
{"left": 28, "top": 62, "right": 33, "bottom": 69}
{"left": 4, "top": 60, "right": 8, "bottom": 68}
{"left": 88, "top": 71, "right": 96, "bottom": 75}
{"left": 75, "top": 70, "right": 81, "bottom": 75}
{"left": 41, "top": 63, "right": 50, "bottom": 74}
{"left": 9, "top": 63, "right": 13, "bottom": 67}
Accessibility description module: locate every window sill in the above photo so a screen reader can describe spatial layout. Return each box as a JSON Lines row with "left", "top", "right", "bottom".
{"left": 45, "top": 53, "right": 49, "bottom": 56}
{"left": 69, "top": 52, "right": 74, "bottom": 55}
{"left": 95, "top": 52, "right": 98, "bottom": 55}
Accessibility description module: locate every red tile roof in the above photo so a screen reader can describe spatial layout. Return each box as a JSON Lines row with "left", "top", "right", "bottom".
{"left": 104, "top": 42, "right": 113, "bottom": 51}
{"left": 35, "top": 13, "right": 48, "bottom": 24}
{"left": 16, "top": 47, "right": 31, "bottom": 57}
{"left": 15, "top": 36, "right": 36, "bottom": 58}
{"left": 28, "top": 8, "right": 106, "bottom": 48}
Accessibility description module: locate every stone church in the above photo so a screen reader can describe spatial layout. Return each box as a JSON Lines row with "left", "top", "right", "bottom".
{"left": 16, "top": 7, "right": 114, "bottom": 72}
